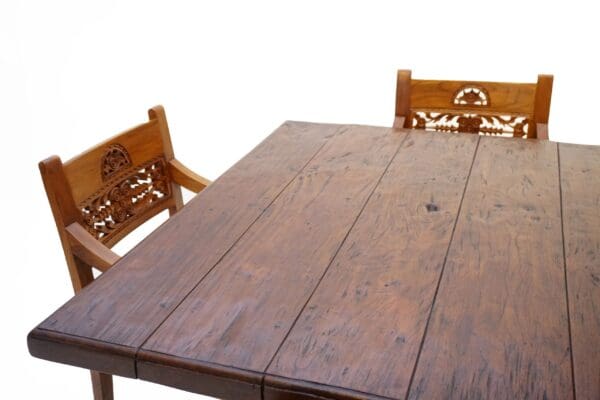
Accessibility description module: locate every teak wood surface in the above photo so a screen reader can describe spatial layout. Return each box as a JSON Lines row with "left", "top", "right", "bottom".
{"left": 28, "top": 122, "right": 599, "bottom": 400}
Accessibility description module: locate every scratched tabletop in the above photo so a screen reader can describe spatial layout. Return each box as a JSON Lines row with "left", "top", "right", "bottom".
{"left": 29, "top": 122, "right": 600, "bottom": 399}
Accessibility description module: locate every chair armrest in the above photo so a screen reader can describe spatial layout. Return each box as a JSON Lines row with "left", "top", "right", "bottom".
{"left": 169, "top": 159, "right": 212, "bottom": 193}
{"left": 536, "top": 123, "right": 549, "bottom": 140}
{"left": 65, "top": 223, "right": 120, "bottom": 272}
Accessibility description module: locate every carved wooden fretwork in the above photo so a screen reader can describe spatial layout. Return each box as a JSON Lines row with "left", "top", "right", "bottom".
{"left": 102, "top": 144, "right": 132, "bottom": 181}
{"left": 80, "top": 157, "right": 171, "bottom": 243}
{"left": 453, "top": 85, "right": 490, "bottom": 106}
{"left": 411, "top": 111, "right": 529, "bottom": 137}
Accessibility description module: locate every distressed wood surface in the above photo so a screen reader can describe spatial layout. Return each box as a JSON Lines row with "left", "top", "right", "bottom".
{"left": 408, "top": 137, "right": 573, "bottom": 399}
{"left": 560, "top": 143, "right": 600, "bottom": 400}
{"left": 28, "top": 123, "right": 600, "bottom": 400}
{"left": 138, "top": 126, "right": 407, "bottom": 396}
{"left": 29, "top": 121, "right": 340, "bottom": 377}
{"left": 265, "top": 132, "right": 478, "bottom": 399}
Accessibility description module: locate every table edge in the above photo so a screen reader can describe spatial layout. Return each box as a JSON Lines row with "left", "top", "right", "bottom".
{"left": 264, "top": 374, "right": 395, "bottom": 400}
{"left": 27, "top": 327, "right": 137, "bottom": 377}
{"left": 27, "top": 328, "right": 398, "bottom": 400}
{"left": 27, "top": 126, "right": 599, "bottom": 399}
{"left": 137, "top": 349, "right": 263, "bottom": 399}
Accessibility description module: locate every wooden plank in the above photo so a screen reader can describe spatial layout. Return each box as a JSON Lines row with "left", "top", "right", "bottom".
{"left": 138, "top": 126, "right": 408, "bottom": 394}
{"left": 264, "top": 131, "right": 479, "bottom": 399}
{"left": 28, "top": 121, "right": 340, "bottom": 376}
{"left": 408, "top": 137, "right": 573, "bottom": 399}
{"left": 560, "top": 143, "right": 600, "bottom": 400}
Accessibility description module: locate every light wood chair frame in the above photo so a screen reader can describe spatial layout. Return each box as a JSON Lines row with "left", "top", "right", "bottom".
{"left": 38, "top": 105, "right": 211, "bottom": 400}
{"left": 393, "top": 69, "right": 553, "bottom": 139}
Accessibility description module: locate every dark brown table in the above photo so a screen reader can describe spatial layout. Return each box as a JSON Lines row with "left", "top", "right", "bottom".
{"left": 28, "top": 122, "right": 600, "bottom": 399}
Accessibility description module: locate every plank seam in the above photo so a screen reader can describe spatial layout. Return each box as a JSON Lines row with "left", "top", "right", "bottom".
{"left": 557, "top": 143, "right": 578, "bottom": 400}
{"left": 404, "top": 134, "right": 481, "bottom": 400}
{"left": 261, "top": 129, "right": 411, "bottom": 400}
{"left": 132, "top": 125, "right": 344, "bottom": 378}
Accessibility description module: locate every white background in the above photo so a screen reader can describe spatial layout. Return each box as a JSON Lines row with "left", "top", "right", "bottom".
{"left": 2, "top": 1, "right": 599, "bottom": 399}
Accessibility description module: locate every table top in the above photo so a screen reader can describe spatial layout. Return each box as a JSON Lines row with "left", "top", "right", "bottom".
{"left": 29, "top": 122, "right": 599, "bottom": 400}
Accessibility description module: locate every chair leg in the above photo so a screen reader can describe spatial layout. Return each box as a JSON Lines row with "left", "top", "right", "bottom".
{"left": 91, "top": 371, "right": 113, "bottom": 400}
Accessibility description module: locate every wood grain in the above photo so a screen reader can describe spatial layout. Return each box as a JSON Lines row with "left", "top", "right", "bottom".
{"left": 265, "top": 131, "right": 479, "bottom": 399}
{"left": 62, "top": 119, "right": 165, "bottom": 205}
{"left": 27, "top": 329, "right": 136, "bottom": 377}
{"left": 168, "top": 159, "right": 212, "bottom": 193}
{"left": 264, "top": 374, "right": 392, "bottom": 400}
{"left": 30, "top": 121, "right": 340, "bottom": 376}
{"left": 410, "top": 80, "right": 537, "bottom": 114}
{"left": 138, "top": 353, "right": 263, "bottom": 400}
{"left": 138, "top": 126, "right": 407, "bottom": 391}
{"left": 91, "top": 371, "right": 114, "bottom": 400}
{"left": 28, "top": 123, "right": 600, "bottom": 399}
{"left": 560, "top": 143, "right": 600, "bottom": 400}
{"left": 408, "top": 137, "right": 573, "bottom": 399}
{"left": 65, "top": 222, "right": 120, "bottom": 272}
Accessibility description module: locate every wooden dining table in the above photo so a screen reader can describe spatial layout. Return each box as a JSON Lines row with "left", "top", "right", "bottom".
{"left": 28, "top": 122, "right": 599, "bottom": 399}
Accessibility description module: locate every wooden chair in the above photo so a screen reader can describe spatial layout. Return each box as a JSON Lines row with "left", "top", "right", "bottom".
{"left": 38, "top": 105, "right": 211, "bottom": 400}
{"left": 393, "top": 70, "right": 553, "bottom": 139}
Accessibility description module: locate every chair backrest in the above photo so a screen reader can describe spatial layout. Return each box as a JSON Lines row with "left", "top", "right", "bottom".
{"left": 40, "top": 106, "right": 184, "bottom": 250}
{"left": 394, "top": 70, "right": 553, "bottom": 139}
{"left": 39, "top": 106, "right": 188, "bottom": 292}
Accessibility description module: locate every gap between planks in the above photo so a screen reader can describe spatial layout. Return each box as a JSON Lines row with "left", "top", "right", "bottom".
{"left": 131, "top": 125, "right": 344, "bottom": 378}
{"left": 403, "top": 135, "right": 481, "bottom": 400}
{"left": 557, "top": 143, "right": 578, "bottom": 400}
{"left": 260, "top": 130, "right": 411, "bottom": 400}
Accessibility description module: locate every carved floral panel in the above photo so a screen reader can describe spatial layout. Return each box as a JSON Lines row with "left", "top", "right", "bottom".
{"left": 453, "top": 85, "right": 490, "bottom": 106}
{"left": 80, "top": 146, "right": 171, "bottom": 243}
{"left": 102, "top": 144, "right": 132, "bottom": 181}
{"left": 411, "top": 111, "right": 529, "bottom": 137}
{"left": 409, "top": 84, "right": 529, "bottom": 137}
